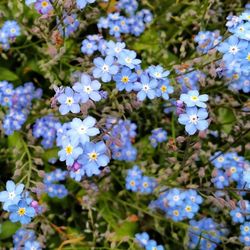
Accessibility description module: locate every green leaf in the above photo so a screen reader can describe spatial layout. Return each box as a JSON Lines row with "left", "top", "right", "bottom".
{"left": 113, "top": 220, "right": 138, "bottom": 242}
{"left": 43, "top": 148, "right": 59, "bottom": 162}
{"left": 8, "top": 131, "right": 23, "bottom": 149}
{"left": 0, "top": 221, "right": 20, "bottom": 239}
{"left": 0, "top": 67, "right": 19, "bottom": 81}
{"left": 217, "top": 107, "right": 236, "bottom": 134}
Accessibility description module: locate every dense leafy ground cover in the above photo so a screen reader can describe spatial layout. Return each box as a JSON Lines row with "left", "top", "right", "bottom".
{"left": 0, "top": 0, "right": 250, "bottom": 249}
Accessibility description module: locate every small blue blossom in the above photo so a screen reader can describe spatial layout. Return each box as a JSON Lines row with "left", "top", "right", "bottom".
{"left": 180, "top": 90, "right": 209, "bottom": 108}
{"left": 73, "top": 73, "right": 102, "bottom": 103}
{"left": 134, "top": 73, "right": 158, "bottom": 101}
{"left": 57, "top": 87, "right": 81, "bottom": 115}
{"left": 93, "top": 56, "right": 119, "bottom": 82}
{"left": 117, "top": 49, "right": 141, "bottom": 69}
{"left": 9, "top": 200, "right": 35, "bottom": 224}
{"left": 0, "top": 180, "right": 24, "bottom": 211}
{"left": 178, "top": 107, "right": 209, "bottom": 135}
{"left": 58, "top": 138, "right": 83, "bottom": 166}
{"left": 113, "top": 66, "right": 137, "bottom": 92}
{"left": 67, "top": 116, "right": 100, "bottom": 146}
{"left": 78, "top": 141, "right": 110, "bottom": 177}
{"left": 76, "top": 0, "right": 96, "bottom": 9}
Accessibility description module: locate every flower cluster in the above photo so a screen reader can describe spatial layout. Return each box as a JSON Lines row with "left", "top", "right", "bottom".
{"left": 125, "top": 166, "right": 157, "bottom": 194}
{"left": 188, "top": 218, "right": 226, "bottom": 250}
{"left": 13, "top": 228, "right": 42, "bottom": 250}
{"left": 33, "top": 115, "right": 61, "bottom": 149}
{"left": 240, "top": 222, "right": 250, "bottom": 246}
{"left": 58, "top": 13, "right": 80, "bottom": 37}
{"left": 97, "top": 0, "right": 153, "bottom": 37}
{"left": 217, "top": 7, "right": 250, "bottom": 93}
{"left": 0, "top": 81, "right": 42, "bottom": 135}
{"left": 57, "top": 74, "right": 103, "bottom": 115}
{"left": 149, "top": 128, "right": 168, "bottom": 148}
{"left": 0, "top": 20, "right": 20, "bottom": 50}
{"left": 56, "top": 116, "right": 110, "bottom": 179}
{"left": 135, "top": 232, "right": 164, "bottom": 250}
{"left": 175, "top": 67, "right": 205, "bottom": 93}
{"left": 43, "top": 169, "right": 68, "bottom": 198}
{"left": 211, "top": 152, "right": 249, "bottom": 189}
{"left": 104, "top": 118, "right": 137, "bottom": 161}
{"left": 194, "top": 30, "right": 222, "bottom": 54}
{"left": 150, "top": 189, "right": 203, "bottom": 221}
{"left": 0, "top": 181, "right": 37, "bottom": 224}
{"left": 178, "top": 90, "right": 209, "bottom": 135}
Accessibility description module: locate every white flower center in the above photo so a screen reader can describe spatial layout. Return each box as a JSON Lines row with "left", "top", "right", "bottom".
{"left": 154, "top": 72, "right": 161, "bottom": 78}
{"left": 189, "top": 114, "right": 198, "bottom": 124}
{"left": 125, "top": 57, "right": 132, "bottom": 64}
{"left": 87, "top": 43, "right": 92, "bottom": 49}
{"left": 229, "top": 45, "right": 239, "bottom": 55}
{"left": 8, "top": 192, "right": 16, "bottom": 200}
{"left": 78, "top": 125, "right": 87, "bottom": 134}
{"left": 173, "top": 195, "right": 179, "bottom": 201}
{"left": 142, "top": 84, "right": 150, "bottom": 92}
{"left": 65, "top": 97, "right": 73, "bottom": 106}
{"left": 102, "top": 64, "right": 109, "bottom": 72}
{"left": 115, "top": 47, "right": 122, "bottom": 53}
{"left": 84, "top": 85, "right": 92, "bottom": 94}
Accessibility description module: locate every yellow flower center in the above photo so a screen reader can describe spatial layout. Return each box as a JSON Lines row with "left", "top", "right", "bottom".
{"left": 10, "top": 28, "right": 16, "bottom": 33}
{"left": 173, "top": 210, "right": 179, "bottom": 216}
{"left": 114, "top": 26, "right": 120, "bottom": 31}
{"left": 143, "top": 182, "right": 148, "bottom": 188}
{"left": 121, "top": 76, "right": 129, "bottom": 83}
{"left": 65, "top": 145, "right": 73, "bottom": 155}
{"left": 233, "top": 73, "right": 239, "bottom": 79}
{"left": 245, "top": 226, "right": 249, "bottom": 232}
{"left": 218, "top": 157, "right": 224, "bottom": 162}
{"left": 185, "top": 206, "right": 192, "bottom": 212}
{"left": 191, "top": 96, "right": 198, "bottom": 101}
{"left": 230, "top": 167, "right": 236, "bottom": 173}
{"left": 89, "top": 152, "right": 98, "bottom": 160}
{"left": 18, "top": 207, "right": 26, "bottom": 216}
{"left": 130, "top": 180, "right": 135, "bottom": 186}
{"left": 66, "top": 97, "right": 73, "bottom": 105}
{"left": 247, "top": 54, "right": 250, "bottom": 61}
{"left": 161, "top": 85, "right": 167, "bottom": 92}
{"left": 41, "top": 1, "right": 48, "bottom": 7}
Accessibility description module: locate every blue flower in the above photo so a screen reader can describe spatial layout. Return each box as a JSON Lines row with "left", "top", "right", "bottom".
{"left": 81, "top": 39, "right": 98, "bottom": 55}
{"left": 93, "top": 56, "right": 119, "bottom": 82}
{"left": 78, "top": 141, "right": 110, "bottom": 177}
{"left": 178, "top": 107, "right": 209, "bottom": 135}
{"left": 217, "top": 35, "right": 248, "bottom": 63}
{"left": 146, "top": 240, "right": 164, "bottom": 250}
{"left": 106, "top": 41, "right": 126, "bottom": 57}
{"left": 166, "top": 188, "right": 186, "bottom": 207}
{"left": 2, "top": 21, "right": 20, "bottom": 38}
{"left": 73, "top": 74, "right": 102, "bottom": 103}
{"left": 67, "top": 116, "right": 100, "bottom": 146}
{"left": 147, "top": 65, "right": 170, "bottom": 79}
{"left": 24, "top": 240, "right": 41, "bottom": 250}
{"left": 57, "top": 87, "right": 81, "bottom": 115}
{"left": 135, "top": 232, "right": 149, "bottom": 246}
{"left": 113, "top": 66, "right": 137, "bottom": 92}
{"left": 134, "top": 73, "right": 158, "bottom": 101}
{"left": 180, "top": 90, "right": 209, "bottom": 108}
{"left": 9, "top": 200, "right": 35, "bottom": 224}
{"left": 58, "top": 138, "right": 83, "bottom": 166}
{"left": 230, "top": 208, "right": 245, "bottom": 223}
{"left": 117, "top": 49, "right": 141, "bottom": 69}
{"left": 0, "top": 180, "right": 24, "bottom": 211}
{"left": 139, "top": 176, "right": 156, "bottom": 194}
{"left": 76, "top": 0, "right": 95, "bottom": 9}
{"left": 156, "top": 80, "right": 174, "bottom": 100}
